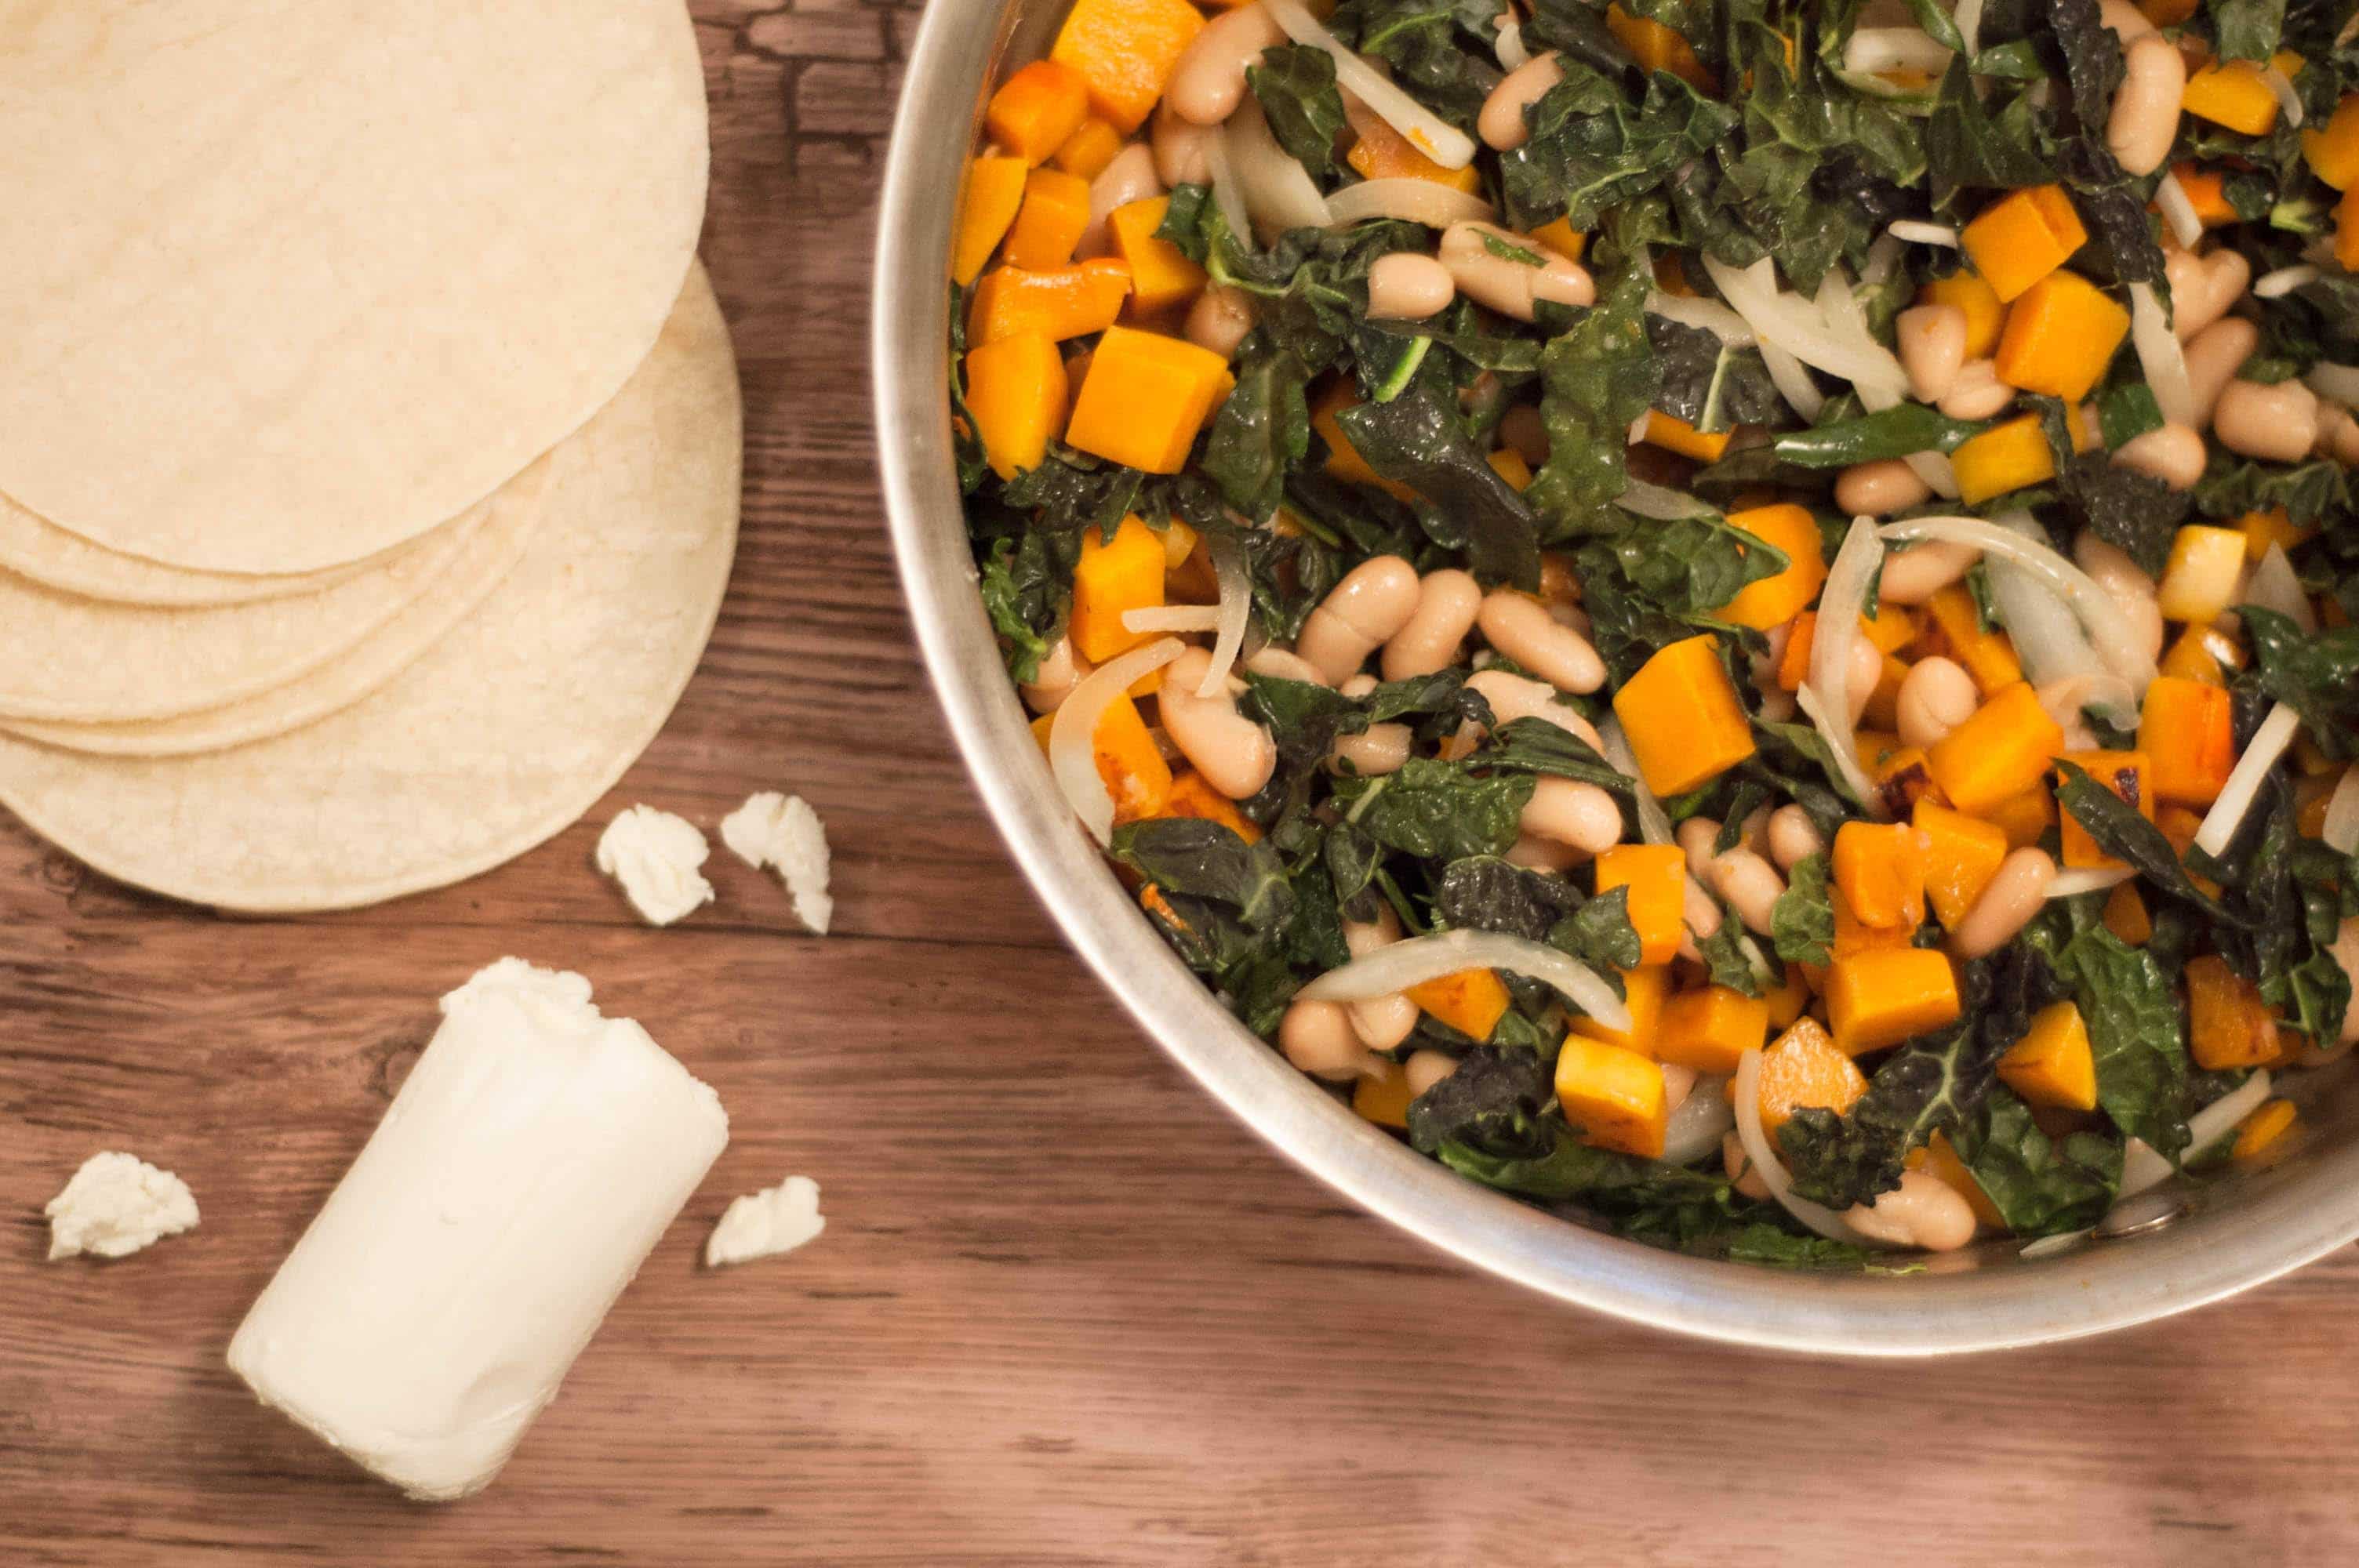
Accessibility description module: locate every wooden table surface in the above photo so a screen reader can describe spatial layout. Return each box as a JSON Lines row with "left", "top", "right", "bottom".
{"left": 6, "top": 4, "right": 2359, "bottom": 1563}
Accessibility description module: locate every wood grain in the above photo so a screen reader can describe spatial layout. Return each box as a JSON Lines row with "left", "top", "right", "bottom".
{"left": 4, "top": 3, "right": 2357, "bottom": 1563}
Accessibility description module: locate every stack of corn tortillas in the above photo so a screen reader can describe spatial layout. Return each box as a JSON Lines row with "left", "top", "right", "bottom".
{"left": 0, "top": 0, "right": 740, "bottom": 913}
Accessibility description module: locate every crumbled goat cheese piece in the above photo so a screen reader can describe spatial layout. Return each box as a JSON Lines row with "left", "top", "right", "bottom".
{"left": 45, "top": 1151, "right": 199, "bottom": 1261}
{"left": 594, "top": 805, "right": 714, "bottom": 926}
{"left": 705, "top": 1175, "right": 827, "bottom": 1269}
{"left": 721, "top": 791, "right": 833, "bottom": 934}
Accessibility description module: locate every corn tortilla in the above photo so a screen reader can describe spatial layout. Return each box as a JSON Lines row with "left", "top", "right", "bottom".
{"left": 0, "top": 267, "right": 742, "bottom": 913}
{"left": 0, "top": 497, "right": 435, "bottom": 610}
{"left": 0, "top": 0, "right": 707, "bottom": 573}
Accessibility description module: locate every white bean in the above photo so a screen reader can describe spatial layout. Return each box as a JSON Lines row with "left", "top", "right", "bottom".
{"left": 1151, "top": 100, "right": 1219, "bottom": 187}
{"left": 1243, "top": 647, "right": 1329, "bottom": 686}
{"left": 1078, "top": 143, "right": 1164, "bottom": 258}
{"left": 1366, "top": 252, "right": 1457, "bottom": 321}
{"left": 1161, "top": 648, "right": 1278, "bottom": 800}
{"left": 1895, "top": 656, "right": 1979, "bottom": 751}
{"left": 2167, "top": 247, "right": 2251, "bottom": 343}
{"left": 1683, "top": 877, "right": 1725, "bottom": 943}
{"left": 1405, "top": 1049, "right": 1460, "bottom": 1098}
{"left": 1476, "top": 589, "right": 1606, "bottom": 693}
{"left": 1020, "top": 636, "right": 1091, "bottom": 713}
{"left": 1896, "top": 304, "right": 1968, "bottom": 404}
{"left": 1949, "top": 848, "right": 2056, "bottom": 958}
{"left": 2099, "top": 0, "right": 2156, "bottom": 38}
{"left": 1937, "top": 358, "right": 2015, "bottom": 421}
{"left": 1280, "top": 1000, "right": 1380, "bottom": 1081}
{"left": 2314, "top": 400, "right": 2359, "bottom": 465}
{"left": 1845, "top": 1170, "right": 1977, "bottom": 1251}
{"left": 1166, "top": 2, "right": 1287, "bottom": 125}
{"left": 1478, "top": 52, "right": 1564, "bottom": 150}
{"left": 1299, "top": 555, "right": 1422, "bottom": 684}
{"left": 2332, "top": 914, "right": 2359, "bottom": 1045}
{"left": 1521, "top": 776, "right": 1622, "bottom": 853}
{"left": 2108, "top": 35, "right": 2186, "bottom": 177}
{"left": 2109, "top": 421, "right": 2205, "bottom": 490}
{"left": 1342, "top": 907, "right": 1419, "bottom": 1051}
{"left": 1440, "top": 221, "right": 1594, "bottom": 321}
{"left": 1339, "top": 673, "right": 1379, "bottom": 699}
{"left": 1506, "top": 833, "right": 1585, "bottom": 872}
{"left": 1383, "top": 569, "right": 1483, "bottom": 681}
{"left": 1879, "top": 539, "right": 1982, "bottom": 605}
{"left": 1834, "top": 459, "right": 1933, "bottom": 519}
{"left": 1766, "top": 804, "right": 1824, "bottom": 873}
{"left": 1185, "top": 285, "right": 1258, "bottom": 361}
{"left": 1331, "top": 722, "right": 1413, "bottom": 776}
{"left": 1464, "top": 669, "right": 1603, "bottom": 749}
{"left": 2215, "top": 378, "right": 2320, "bottom": 463}
{"left": 1660, "top": 1062, "right": 1698, "bottom": 1115}
{"left": 2183, "top": 315, "right": 2261, "bottom": 430}
{"left": 1711, "top": 848, "right": 1785, "bottom": 935}
{"left": 1676, "top": 816, "right": 1721, "bottom": 881}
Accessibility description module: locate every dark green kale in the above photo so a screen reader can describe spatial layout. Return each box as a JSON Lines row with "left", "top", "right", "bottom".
{"left": 1954, "top": 1087, "right": 2124, "bottom": 1233}
{"left": 1649, "top": 317, "right": 1791, "bottom": 435}
{"left": 1334, "top": 383, "right": 1545, "bottom": 588}
{"left": 1770, "top": 851, "right": 1835, "bottom": 967}
{"left": 1770, "top": 405, "right": 1994, "bottom": 468}
{"left": 1246, "top": 45, "right": 1349, "bottom": 183}
{"left": 1526, "top": 268, "right": 1660, "bottom": 539}
{"left": 1201, "top": 336, "right": 1314, "bottom": 522}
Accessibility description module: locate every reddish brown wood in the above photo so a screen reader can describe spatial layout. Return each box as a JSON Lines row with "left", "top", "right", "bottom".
{"left": 5, "top": 4, "right": 2358, "bottom": 1563}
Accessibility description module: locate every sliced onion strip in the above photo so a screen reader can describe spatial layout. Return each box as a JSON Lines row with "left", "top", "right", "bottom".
{"left": 1887, "top": 220, "right": 1961, "bottom": 248}
{"left": 2321, "top": 767, "right": 2359, "bottom": 854}
{"left": 1198, "top": 535, "right": 1252, "bottom": 697}
{"left": 1957, "top": 0, "right": 1986, "bottom": 53}
{"left": 2117, "top": 1071, "right": 2274, "bottom": 1202}
{"left": 2046, "top": 866, "right": 2135, "bottom": 898}
{"left": 1322, "top": 176, "right": 1492, "bottom": 230}
{"left": 2254, "top": 263, "right": 2321, "bottom": 299}
{"left": 1843, "top": 26, "right": 1956, "bottom": 74}
{"left": 2245, "top": 543, "right": 2317, "bottom": 634}
{"left": 1645, "top": 291, "right": 1757, "bottom": 346}
{"left": 1496, "top": 16, "right": 1530, "bottom": 70}
{"left": 1984, "top": 514, "right": 2137, "bottom": 728}
{"left": 1703, "top": 256, "right": 1906, "bottom": 400}
{"left": 1759, "top": 339, "right": 1826, "bottom": 419}
{"left": 2266, "top": 66, "right": 2304, "bottom": 127}
{"left": 2194, "top": 702, "right": 2302, "bottom": 858}
{"left": 2154, "top": 171, "right": 2205, "bottom": 249}
{"left": 1598, "top": 716, "right": 1672, "bottom": 845}
{"left": 1735, "top": 1048, "right": 1886, "bottom": 1247}
{"left": 1049, "top": 637, "right": 1186, "bottom": 845}
{"left": 1805, "top": 516, "right": 1888, "bottom": 818}
{"left": 1878, "top": 515, "right": 2160, "bottom": 696}
{"left": 1297, "top": 929, "right": 1631, "bottom": 1033}
{"left": 1662, "top": 1076, "right": 1736, "bottom": 1166}
{"left": 1228, "top": 96, "right": 1334, "bottom": 238}
{"left": 1202, "top": 128, "right": 1252, "bottom": 246}
{"left": 1123, "top": 605, "right": 1223, "bottom": 633}
{"left": 2130, "top": 282, "right": 2197, "bottom": 426}
{"left": 1614, "top": 478, "right": 1717, "bottom": 521}
{"left": 1265, "top": 0, "right": 1478, "bottom": 169}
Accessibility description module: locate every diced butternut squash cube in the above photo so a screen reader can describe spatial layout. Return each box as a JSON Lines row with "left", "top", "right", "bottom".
{"left": 953, "top": 155, "right": 1030, "bottom": 286}
{"left": 2167, "top": 163, "right": 2239, "bottom": 228}
{"left": 2102, "top": 880, "right": 2153, "bottom": 946}
{"left": 1352, "top": 1066, "right": 1416, "bottom": 1129}
{"left": 1069, "top": 514, "right": 1166, "bottom": 664}
{"left": 1832, "top": 885, "right": 1914, "bottom": 958}
{"left": 1923, "top": 584, "right": 2023, "bottom": 695}
{"left": 1612, "top": 636, "right": 1757, "bottom": 796}
{"left": 1918, "top": 272, "right": 2008, "bottom": 359}
{"left": 1860, "top": 601, "right": 1918, "bottom": 655}
{"left": 1825, "top": 948, "right": 1961, "bottom": 1055}
{"left": 1346, "top": 111, "right": 1483, "bottom": 194}
{"left": 1067, "top": 326, "right": 1232, "bottom": 473}
{"left": 2055, "top": 750, "right": 2153, "bottom": 869}
{"left": 1914, "top": 800, "right": 2009, "bottom": 928}
{"left": 987, "top": 60, "right": 1092, "bottom": 164}
{"left": 1572, "top": 964, "right": 1669, "bottom": 1057}
{"left": 1961, "top": 186, "right": 2088, "bottom": 303}
{"left": 1755, "top": 1018, "right": 1869, "bottom": 1135}
{"left": 1717, "top": 503, "right": 1826, "bottom": 630}
{"left": 2155, "top": 524, "right": 2249, "bottom": 623}
{"left": 1762, "top": 967, "right": 1811, "bottom": 1030}
{"left": 2186, "top": 954, "right": 2281, "bottom": 1070}
{"left": 1050, "top": 0, "right": 1207, "bottom": 132}
{"left": 1107, "top": 197, "right": 1208, "bottom": 312}
{"left": 1003, "top": 167, "right": 1095, "bottom": 270}
{"left": 2237, "top": 506, "right": 2314, "bottom": 562}
{"left": 1656, "top": 985, "right": 1772, "bottom": 1076}
{"left": 1983, "top": 784, "right": 2058, "bottom": 850}
{"left": 968, "top": 260, "right": 1135, "bottom": 347}
{"left": 1951, "top": 414, "right": 2059, "bottom": 505}
{"left": 1555, "top": 1036, "right": 1670, "bottom": 1158}
{"left": 1407, "top": 968, "right": 1511, "bottom": 1042}
{"left": 1833, "top": 822, "right": 1931, "bottom": 931}
{"left": 2139, "top": 675, "right": 2237, "bottom": 807}
{"left": 1994, "top": 272, "right": 2131, "bottom": 402}
{"left": 1312, "top": 382, "right": 1419, "bottom": 502}
{"left": 2233, "top": 1098, "right": 2300, "bottom": 1165}
{"left": 1530, "top": 216, "right": 1587, "bottom": 261}
{"left": 965, "top": 332, "right": 1070, "bottom": 481}
{"left": 1639, "top": 410, "right": 1732, "bottom": 463}
{"left": 1488, "top": 448, "right": 1535, "bottom": 490}
{"left": 2183, "top": 55, "right": 2288, "bottom": 136}
{"left": 1158, "top": 769, "right": 1262, "bottom": 843}
{"left": 1866, "top": 739, "right": 1938, "bottom": 820}
{"left": 1031, "top": 692, "right": 1172, "bottom": 823}
{"left": 1928, "top": 681, "right": 2064, "bottom": 815}
{"left": 1605, "top": 3, "right": 1717, "bottom": 90}
{"left": 2159, "top": 622, "right": 2247, "bottom": 684}
{"left": 1776, "top": 610, "right": 1818, "bottom": 691}
{"left": 1054, "top": 116, "right": 1127, "bottom": 180}
{"left": 1595, "top": 844, "right": 1688, "bottom": 967}
{"left": 2001, "top": 1000, "right": 2099, "bottom": 1111}
{"left": 2305, "top": 95, "right": 2359, "bottom": 189}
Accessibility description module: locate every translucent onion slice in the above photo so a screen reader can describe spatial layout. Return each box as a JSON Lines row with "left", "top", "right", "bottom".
{"left": 1228, "top": 96, "right": 1333, "bottom": 238}
{"left": 1265, "top": 0, "right": 1478, "bottom": 169}
{"left": 1957, "top": 0, "right": 1986, "bottom": 52}
{"left": 2321, "top": 766, "right": 2359, "bottom": 854}
{"left": 2307, "top": 361, "right": 2359, "bottom": 405}
{"left": 1202, "top": 127, "right": 1252, "bottom": 245}
{"left": 1983, "top": 515, "right": 2137, "bottom": 728}
{"left": 1198, "top": 535, "right": 1252, "bottom": 698}
{"left": 1735, "top": 1048, "right": 1885, "bottom": 1247}
{"left": 1862, "top": 232, "right": 1904, "bottom": 287}
{"left": 2245, "top": 543, "right": 2317, "bottom": 634}
{"left": 1759, "top": 339, "right": 1826, "bottom": 420}
{"left": 2194, "top": 702, "right": 2302, "bottom": 858}
{"left": 2117, "top": 1071, "right": 2274, "bottom": 1202}
{"left": 1703, "top": 256, "right": 1905, "bottom": 397}
{"left": 1805, "top": 516, "right": 1890, "bottom": 818}
{"left": 1662, "top": 1076, "right": 1736, "bottom": 1166}
{"left": 2266, "top": 66, "right": 2304, "bottom": 127}
{"left": 2046, "top": 866, "right": 2135, "bottom": 898}
{"left": 1812, "top": 266, "right": 1913, "bottom": 409}
{"left": 1598, "top": 715, "right": 1673, "bottom": 845}
{"left": 1878, "top": 516, "right": 2160, "bottom": 696}
{"left": 2153, "top": 171, "right": 2205, "bottom": 249}
{"left": 1887, "top": 220, "right": 1961, "bottom": 248}
{"left": 2254, "top": 263, "right": 2321, "bottom": 299}
{"left": 1843, "top": 26, "right": 1955, "bottom": 74}
{"left": 1496, "top": 16, "right": 1530, "bottom": 69}
{"left": 1645, "top": 291, "right": 1757, "bottom": 345}
{"left": 1296, "top": 929, "right": 1632, "bottom": 1032}
{"left": 1049, "top": 637, "right": 1185, "bottom": 845}
{"left": 1322, "top": 176, "right": 1492, "bottom": 230}
{"left": 1123, "top": 605, "right": 1224, "bottom": 633}
{"left": 2129, "top": 282, "right": 2197, "bottom": 426}
{"left": 1615, "top": 479, "right": 1717, "bottom": 521}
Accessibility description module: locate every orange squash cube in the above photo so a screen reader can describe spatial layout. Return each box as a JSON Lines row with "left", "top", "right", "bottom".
{"left": 1825, "top": 948, "right": 1961, "bottom": 1055}
{"left": 1639, "top": 410, "right": 1733, "bottom": 463}
{"left": 1312, "top": 382, "right": 1419, "bottom": 502}
{"left": 1994, "top": 272, "right": 2131, "bottom": 401}
{"left": 2139, "top": 676, "right": 2237, "bottom": 808}
{"left": 1961, "top": 185, "right": 2088, "bottom": 302}
{"left": 1833, "top": 822, "right": 1931, "bottom": 930}
{"left": 2055, "top": 750, "right": 2153, "bottom": 869}
{"left": 1754, "top": 1018, "right": 1870, "bottom": 1135}
{"left": 2186, "top": 955, "right": 2281, "bottom": 1070}
{"left": 1003, "top": 167, "right": 1095, "bottom": 270}
{"left": 1406, "top": 968, "right": 1511, "bottom": 1043}
{"left": 1927, "top": 681, "right": 2064, "bottom": 815}
{"left": 1347, "top": 111, "right": 1484, "bottom": 194}
{"left": 1604, "top": 3, "right": 1717, "bottom": 90}
{"left": 2001, "top": 1000, "right": 2099, "bottom": 1111}
{"left": 968, "top": 260, "right": 1135, "bottom": 347}
{"left": 953, "top": 155, "right": 1030, "bottom": 286}
{"left": 1054, "top": 117, "right": 1127, "bottom": 180}
{"left": 1918, "top": 272, "right": 2008, "bottom": 358}
{"left": 1924, "top": 584, "right": 2024, "bottom": 694}
{"left": 1352, "top": 1066, "right": 1416, "bottom": 1129}
{"left": 1107, "top": 197, "right": 1209, "bottom": 312}
{"left": 987, "top": 60, "right": 1092, "bottom": 164}
{"left": 2102, "top": 880, "right": 2154, "bottom": 945}
{"left": 1050, "top": 0, "right": 1208, "bottom": 132}
{"left": 1594, "top": 844, "right": 1688, "bottom": 967}
{"left": 1951, "top": 413, "right": 2059, "bottom": 504}
{"left": 1030, "top": 694, "right": 1172, "bottom": 825}
{"left": 965, "top": 332, "right": 1070, "bottom": 481}
{"left": 1612, "top": 636, "right": 1757, "bottom": 796}
{"left": 1914, "top": 800, "right": 2009, "bottom": 928}
{"left": 1572, "top": 964, "right": 1670, "bottom": 1057}
{"left": 1158, "top": 770, "right": 1262, "bottom": 843}
{"left": 1717, "top": 503, "right": 1827, "bottom": 630}
{"left": 1068, "top": 514, "right": 1167, "bottom": 664}
{"left": 1067, "top": 327, "right": 1232, "bottom": 473}
{"left": 1656, "top": 985, "right": 1772, "bottom": 1075}
{"left": 1555, "top": 1036, "right": 1670, "bottom": 1158}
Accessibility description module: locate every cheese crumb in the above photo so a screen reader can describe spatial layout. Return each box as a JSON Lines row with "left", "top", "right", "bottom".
{"left": 594, "top": 805, "right": 714, "bottom": 926}
{"left": 45, "top": 1151, "right": 199, "bottom": 1261}
{"left": 705, "top": 1175, "right": 826, "bottom": 1269}
{"left": 720, "top": 791, "right": 833, "bottom": 934}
